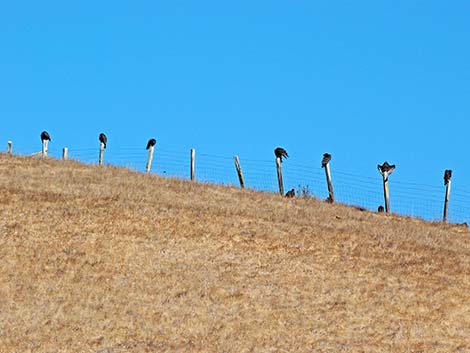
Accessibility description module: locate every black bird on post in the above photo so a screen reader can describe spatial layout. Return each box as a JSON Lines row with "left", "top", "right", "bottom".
{"left": 40, "top": 131, "right": 51, "bottom": 142}
{"left": 377, "top": 161, "right": 396, "bottom": 178}
{"left": 99, "top": 133, "right": 107, "bottom": 149}
{"left": 274, "top": 147, "right": 289, "bottom": 162}
{"left": 146, "top": 138, "right": 157, "bottom": 150}
{"left": 321, "top": 153, "right": 331, "bottom": 168}
{"left": 285, "top": 188, "right": 295, "bottom": 198}
{"left": 444, "top": 169, "right": 452, "bottom": 186}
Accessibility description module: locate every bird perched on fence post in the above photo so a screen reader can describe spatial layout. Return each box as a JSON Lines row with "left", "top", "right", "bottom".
{"left": 443, "top": 169, "right": 453, "bottom": 223}
{"left": 41, "top": 131, "right": 51, "bottom": 142}
{"left": 274, "top": 147, "right": 288, "bottom": 162}
{"left": 99, "top": 133, "right": 107, "bottom": 149}
{"left": 444, "top": 169, "right": 452, "bottom": 185}
{"left": 377, "top": 161, "right": 396, "bottom": 213}
{"left": 321, "top": 153, "right": 331, "bottom": 168}
{"left": 145, "top": 138, "right": 157, "bottom": 173}
{"left": 377, "top": 161, "right": 396, "bottom": 180}
{"left": 146, "top": 138, "right": 157, "bottom": 150}
{"left": 321, "top": 153, "right": 334, "bottom": 202}
{"left": 274, "top": 147, "right": 288, "bottom": 195}
{"left": 285, "top": 188, "right": 295, "bottom": 198}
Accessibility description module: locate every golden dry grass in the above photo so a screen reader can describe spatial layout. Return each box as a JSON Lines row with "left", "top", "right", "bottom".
{"left": 1, "top": 154, "right": 470, "bottom": 352}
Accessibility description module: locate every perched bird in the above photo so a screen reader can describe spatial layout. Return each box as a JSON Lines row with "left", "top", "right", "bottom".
{"left": 378, "top": 205, "right": 385, "bottom": 213}
{"left": 99, "top": 133, "right": 107, "bottom": 149}
{"left": 321, "top": 153, "right": 331, "bottom": 168}
{"left": 40, "top": 131, "right": 51, "bottom": 141}
{"left": 146, "top": 138, "right": 157, "bottom": 150}
{"left": 285, "top": 188, "right": 295, "bottom": 198}
{"left": 444, "top": 169, "right": 452, "bottom": 186}
{"left": 377, "top": 161, "right": 396, "bottom": 175}
{"left": 274, "top": 147, "right": 289, "bottom": 162}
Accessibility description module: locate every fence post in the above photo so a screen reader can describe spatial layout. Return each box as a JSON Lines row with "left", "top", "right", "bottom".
{"left": 274, "top": 147, "right": 288, "bottom": 195}
{"left": 98, "top": 133, "right": 107, "bottom": 166}
{"left": 443, "top": 169, "right": 452, "bottom": 223}
{"left": 146, "top": 145, "right": 155, "bottom": 173}
{"left": 190, "top": 148, "right": 195, "bottom": 181}
{"left": 321, "top": 153, "right": 334, "bottom": 202}
{"left": 145, "top": 138, "right": 157, "bottom": 173}
{"left": 377, "top": 162, "right": 395, "bottom": 213}
{"left": 7, "top": 141, "right": 12, "bottom": 155}
{"left": 62, "top": 147, "right": 68, "bottom": 160}
{"left": 99, "top": 142, "right": 105, "bottom": 166}
{"left": 276, "top": 156, "right": 284, "bottom": 195}
{"left": 233, "top": 156, "right": 245, "bottom": 188}
{"left": 42, "top": 140, "right": 48, "bottom": 157}
{"left": 40, "top": 131, "right": 51, "bottom": 158}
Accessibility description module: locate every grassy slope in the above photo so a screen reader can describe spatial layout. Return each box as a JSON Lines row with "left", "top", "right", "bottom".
{"left": 0, "top": 155, "right": 469, "bottom": 353}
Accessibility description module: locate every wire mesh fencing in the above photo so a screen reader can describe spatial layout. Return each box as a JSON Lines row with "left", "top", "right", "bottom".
{"left": 5, "top": 143, "right": 470, "bottom": 225}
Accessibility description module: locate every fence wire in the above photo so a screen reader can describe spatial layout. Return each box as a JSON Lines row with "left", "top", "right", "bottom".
{"left": 9, "top": 145, "right": 470, "bottom": 225}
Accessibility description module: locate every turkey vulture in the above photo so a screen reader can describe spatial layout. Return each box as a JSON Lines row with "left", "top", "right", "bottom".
{"left": 377, "top": 161, "right": 395, "bottom": 175}
{"left": 99, "top": 133, "right": 107, "bottom": 149}
{"left": 146, "top": 138, "right": 157, "bottom": 150}
{"left": 285, "top": 188, "right": 295, "bottom": 198}
{"left": 274, "top": 147, "right": 288, "bottom": 162}
{"left": 444, "top": 169, "right": 452, "bottom": 186}
{"left": 321, "top": 153, "right": 331, "bottom": 168}
{"left": 40, "top": 131, "right": 51, "bottom": 141}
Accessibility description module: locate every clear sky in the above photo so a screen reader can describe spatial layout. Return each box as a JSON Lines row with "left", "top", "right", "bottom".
{"left": 1, "top": 1, "right": 469, "bottom": 221}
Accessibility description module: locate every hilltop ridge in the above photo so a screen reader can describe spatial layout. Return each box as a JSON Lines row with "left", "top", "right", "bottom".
{"left": 1, "top": 155, "right": 469, "bottom": 352}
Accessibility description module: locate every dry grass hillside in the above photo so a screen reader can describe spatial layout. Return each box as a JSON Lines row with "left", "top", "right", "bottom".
{"left": 1, "top": 154, "right": 470, "bottom": 353}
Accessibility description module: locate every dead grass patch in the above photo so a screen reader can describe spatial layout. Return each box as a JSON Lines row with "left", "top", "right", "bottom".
{"left": 0, "top": 154, "right": 469, "bottom": 352}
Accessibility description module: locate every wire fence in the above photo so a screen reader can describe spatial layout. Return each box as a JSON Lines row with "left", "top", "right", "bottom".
{"left": 7, "top": 143, "right": 470, "bottom": 225}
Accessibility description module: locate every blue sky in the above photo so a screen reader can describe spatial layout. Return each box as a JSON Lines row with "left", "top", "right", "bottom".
{"left": 1, "top": 2, "right": 470, "bottom": 221}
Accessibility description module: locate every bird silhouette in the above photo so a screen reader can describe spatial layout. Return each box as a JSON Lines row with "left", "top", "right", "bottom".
{"left": 40, "top": 131, "right": 51, "bottom": 141}
{"left": 146, "top": 138, "right": 157, "bottom": 150}
{"left": 285, "top": 189, "right": 295, "bottom": 198}
{"left": 321, "top": 153, "right": 331, "bottom": 168}
{"left": 377, "top": 161, "right": 396, "bottom": 175}
{"left": 99, "top": 133, "right": 107, "bottom": 149}
{"left": 274, "top": 147, "right": 288, "bottom": 162}
{"left": 444, "top": 169, "right": 452, "bottom": 186}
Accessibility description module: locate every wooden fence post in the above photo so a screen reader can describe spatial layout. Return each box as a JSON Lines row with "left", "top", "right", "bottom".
{"left": 62, "top": 147, "right": 68, "bottom": 160}
{"left": 321, "top": 153, "right": 334, "bottom": 202}
{"left": 377, "top": 162, "right": 395, "bottom": 213}
{"left": 40, "top": 131, "right": 51, "bottom": 158}
{"left": 145, "top": 138, "right": 157, "bottom": 173}
{"left": 190, "top": 148, "right": 195, "bottom": 181}
{"left": 233, "top": 156, "right": 245, "bottom": 188}
{"left": 146, "top": 145, "right": 155, "bottom": 173}
{"left": 99, "top": 142, "right": 105, "bottom": 166}
{"left": 276, "top": 156, "right": 284, "bottom": 195}
{"left": 42, "top": 140, "right": 48, "bottom": 157}
{"left": 7, "top": 141, "right": 12, "bottom": 155}
{"left": 274, "top": 147, "right": 288, "bottom": 195}
{"left": 443, "top": 169, "right": 452, "bottom": 223}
